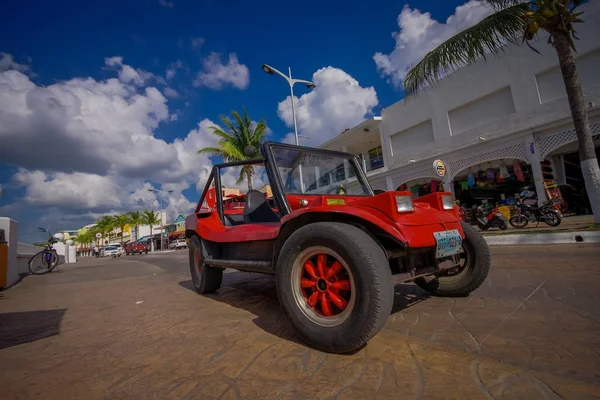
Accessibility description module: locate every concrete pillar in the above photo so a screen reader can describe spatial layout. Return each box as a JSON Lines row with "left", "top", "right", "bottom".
{"left": 524, "top": 135, "right": 548, "bottom": 205}
{"left": 551, "top": 154, "right": 566, "bottom": 185}
{"left": 444, "top": 176, "right": 456, "bottom": 199}
{"left": 361, "top": 152, "right": 368, "bottom": 173}
{"left": 0, "top": 218, "right": 19, "bottom": 288}
{"left": 342, "top": 145, "right": 350, "bottom": 179}
{"left": 385, "top": 176, "right": 394, "bottom": 191}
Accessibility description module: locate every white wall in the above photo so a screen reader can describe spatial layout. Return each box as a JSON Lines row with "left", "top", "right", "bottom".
{"left": 380, "top": 1, "right": 600, "bottom": 168}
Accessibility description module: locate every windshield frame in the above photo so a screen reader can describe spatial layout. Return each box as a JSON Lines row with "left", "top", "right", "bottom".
{"left": 262, "top": 142, "right": 374, "bottom": 214}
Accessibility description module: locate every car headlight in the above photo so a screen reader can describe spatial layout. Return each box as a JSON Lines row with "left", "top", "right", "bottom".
{"left": 395, "top": 195, "right": 414, "bottom": 213}
{"left": 441, "top": 195, "right": 455, "bottom": 210}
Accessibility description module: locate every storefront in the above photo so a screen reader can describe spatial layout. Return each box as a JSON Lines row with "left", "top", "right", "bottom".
{"left": 452, "top": 159, "right": 533, "bottom": 207}
{"left": 396, "top": 178, "right": 446, "bottom": 198}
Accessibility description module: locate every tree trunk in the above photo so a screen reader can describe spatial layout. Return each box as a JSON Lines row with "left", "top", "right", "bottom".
{"left": 247, "top": 168, "right": 253, "bottom": 191}
{"left": 150, "top": 225, "right": 155, "bottom": 252}
{"left": 553, "top": 31, "right": 600, "bottom": 223}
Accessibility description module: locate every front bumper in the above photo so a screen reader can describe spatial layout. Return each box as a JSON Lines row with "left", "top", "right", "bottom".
{"left": 397, "top": 221, "right": 464, "bottom": 248}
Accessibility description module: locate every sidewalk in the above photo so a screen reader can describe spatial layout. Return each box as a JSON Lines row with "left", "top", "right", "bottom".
{"left": 481, "top": 214, "right": 596, "bottom": 236}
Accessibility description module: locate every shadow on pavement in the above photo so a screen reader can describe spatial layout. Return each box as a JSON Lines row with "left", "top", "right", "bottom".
{"left": 0, "top": 309, "right": 67, "bottom": 350}
{"left": 179, "top": 272, "right": 430, "bottom": 346}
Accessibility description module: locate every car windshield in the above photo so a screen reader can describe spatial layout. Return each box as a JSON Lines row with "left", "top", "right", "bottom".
{"left": 269, "top": 146, "right": 372, "bottom": 196}
{"left": 105, "top": 247, "right": 116, "bottom": 250}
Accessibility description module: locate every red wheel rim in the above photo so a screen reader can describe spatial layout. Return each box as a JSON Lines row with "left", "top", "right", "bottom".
{"left": 299, "top": 252, "right": 352, "bottom": 318}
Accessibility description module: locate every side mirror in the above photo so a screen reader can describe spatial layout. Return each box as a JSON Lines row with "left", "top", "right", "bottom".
{"left": 244, "top": 145, "right": 257, "bottom": 158}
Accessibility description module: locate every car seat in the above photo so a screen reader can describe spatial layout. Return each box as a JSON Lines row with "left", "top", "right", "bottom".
{"left": 243, "top": 190, "right": 281, "bottom": 224}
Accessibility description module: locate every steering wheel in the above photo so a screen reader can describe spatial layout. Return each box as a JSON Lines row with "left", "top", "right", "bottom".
{"left": 326, "top": 184, "right": 347, "bottom": 195}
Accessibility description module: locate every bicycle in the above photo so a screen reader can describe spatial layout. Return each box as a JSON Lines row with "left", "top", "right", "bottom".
{"left": 28, "top": 227, "right": 62, "bottom": 275}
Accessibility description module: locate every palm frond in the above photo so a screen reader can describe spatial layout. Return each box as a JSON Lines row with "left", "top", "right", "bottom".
{"left": 197, "top": 146, "right": 235, "bottom": 158}
{"left": 404, "top": 2, "right": 531, "bottom": 97}
{"left": 480, "top": 0, "right": 530, "bottom": 11}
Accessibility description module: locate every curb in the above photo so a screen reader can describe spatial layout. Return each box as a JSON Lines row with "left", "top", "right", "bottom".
{"left": 484, "top": 231, "right": 600, "bottom": 245}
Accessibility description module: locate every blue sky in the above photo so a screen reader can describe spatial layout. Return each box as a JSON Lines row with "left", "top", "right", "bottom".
{"left": 0, "top": 0, "right": 494, "bottom": 242}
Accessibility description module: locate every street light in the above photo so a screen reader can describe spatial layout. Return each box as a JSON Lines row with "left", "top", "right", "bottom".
{"left": 261, "top": 63, "right": 315, "bottom": 145}
{"left": 262, "top": 63, "right": 315, "bottom": 193}
{"left": 148, "top": 188, "right": 173, "bottom": 251}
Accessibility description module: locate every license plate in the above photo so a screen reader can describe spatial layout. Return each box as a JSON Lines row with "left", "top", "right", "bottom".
{"left": 433, "top": 229, "right": 463, "bottom": 259}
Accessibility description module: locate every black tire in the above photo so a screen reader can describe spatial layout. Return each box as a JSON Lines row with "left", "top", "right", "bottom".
{"left": 477, "top": 222, "right": 489, "bottom": 231}
{"left": 499, "top": 219, "right": 508, "bottom": 230}
{"left": 188, "top": 235, "right": 223, "bottom": 294}
{"left": 543, "top": 212, "right": 561, "bottom": 227}
{"left": 28, "top": 250, "right": 57, "bottom": 275}
{"left": 509, "top": 214, "right": 528, "bottom": 228}
{"left": 415, "top": 221, "right": 491, "bottom": 297}
{"left": 275, "top": 222, "right": 394, "bottom": 354}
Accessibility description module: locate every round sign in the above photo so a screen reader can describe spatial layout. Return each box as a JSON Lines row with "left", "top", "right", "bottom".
{"left": 433, "top": 159, "right": 446, "bottom": 177}
{"left": 95, "top": 233, "right": 102, "bottom": 239}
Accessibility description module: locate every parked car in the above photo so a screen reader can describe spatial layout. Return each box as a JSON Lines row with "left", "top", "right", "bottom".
{"left": 124, "top": 240, "right": 149, "bottom": 255}
{"left": 169, "top": 239, "right": 187, "bottom": 250}
{"left": 185, "top": 141, "right": 491, "bottom": 354}
{"left": 102, "top": 246, "right": 121, "bottom": 257}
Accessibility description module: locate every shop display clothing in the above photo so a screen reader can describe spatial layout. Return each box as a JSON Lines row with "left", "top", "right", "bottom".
{"left": 513, "top": 161, "right": 525, "bottom": 182}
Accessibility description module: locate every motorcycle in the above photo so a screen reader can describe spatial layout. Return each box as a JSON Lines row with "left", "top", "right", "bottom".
{"left": 476, "top": 204, "right": 508, "bottom": 230}
{"left": 509, "top": 200, "right": 561, "bottom": 228}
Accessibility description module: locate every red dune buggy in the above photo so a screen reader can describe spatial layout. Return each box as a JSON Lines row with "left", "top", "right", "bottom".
{"left": 186, "top": 142, "right": 491, "bottom": 354}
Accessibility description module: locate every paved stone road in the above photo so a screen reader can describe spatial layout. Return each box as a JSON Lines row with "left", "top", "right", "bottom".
{"left": 1, "top": 244, "right": 599, "bottom": 400}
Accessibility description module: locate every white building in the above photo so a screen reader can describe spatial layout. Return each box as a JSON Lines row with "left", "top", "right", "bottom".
{"left": 321, "top": 1, "right": 600, "bottom": 216}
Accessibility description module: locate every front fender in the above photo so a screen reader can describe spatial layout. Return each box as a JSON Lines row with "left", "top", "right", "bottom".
{"left": 280, "top": 205, "right": 408, "bottom": 244}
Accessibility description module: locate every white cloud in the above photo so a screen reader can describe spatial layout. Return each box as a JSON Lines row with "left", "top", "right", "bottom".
{"left": 373, "top": 0, "right": 493, "bottom": 89}
{"left": 0, "top": 52, "right": 36, "bottom": 77}
{"left": 166, "top": 60, "right": 184, "bottom": 80}
{"left": 158, "top": 0, "right": 174, "bottom": 8}
{"left": 0, "top": 53, "right": 223, "bottom": 231}
{"left": 191, "top": 37, "right": 205, "bottom": 49}
{"left": 277, "top": 66, "right": 378, "bottom": 147}
{"left": 193, "top": 52, "right": 249, "bottom": 90}
{"left": 163, "top": 87, "right": 180, "bottom": 98}
{"left": 104, "top": 56, "right": 158, "bottom": 86}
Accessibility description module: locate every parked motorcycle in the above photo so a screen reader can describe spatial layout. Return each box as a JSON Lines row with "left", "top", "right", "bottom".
{"left": 509, "top": 200, "right": 561, "bottom": 228}
{"left": 476, "top": 204, "right": 508, "bottom": 230}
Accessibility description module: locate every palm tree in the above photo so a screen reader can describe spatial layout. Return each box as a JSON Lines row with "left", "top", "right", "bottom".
{"left": 125, "top": 211, "right": 143, "bottom": 242}
{"left": 403, "top": 0, "right": 600, "bottom": 223}
{"left": 112, "top": 214, "right": 129, "bottom": 244}
{"left": 141, "top": 210, "right": 161, "bottom": 252}
{"left": 197, "top": 107, "right": 268, "bottom": 191}
{"left": 76, "top": 231, "right": 94, "bottom": 256}
{"left": 92, "top": 216, "right": 115, "bottom": 246}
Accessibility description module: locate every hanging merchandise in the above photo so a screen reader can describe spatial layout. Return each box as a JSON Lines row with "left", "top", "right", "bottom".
{"left": 499, "top": 164, "right": 510, "bottom": 179}
{"left": 467, "top": 170, "right": 476, "bottom": 187}
{"left": 410, "top": 184, "right": 420, "bottom": 198}
{"left": 513, "top": 161, "right": 525, "bottom": 182}
{"left": 487, "top": 168, "right": 495, "bottom": 181}
{"left": 430, "top": 180, "right": 438, "bottom": 193}
{"left": 460, "top": 180, "right": 468, "bottom": 190}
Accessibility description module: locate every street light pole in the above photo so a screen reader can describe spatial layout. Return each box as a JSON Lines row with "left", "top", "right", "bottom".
{"left": 262, "top": 63, "right": 316, "bottom": 193}
{"left": 148, "top": 188, "right": 173, "bottom": 251}
{"left": 262, "top": 63, "right": 315, "bottom": 145}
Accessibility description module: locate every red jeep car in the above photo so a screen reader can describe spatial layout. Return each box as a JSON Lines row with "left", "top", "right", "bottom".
{"left": 124, "top": 240, "right": 149, "bottom": 255}
{"left": 186, "top": 142, "right": 491, "bottom": 354}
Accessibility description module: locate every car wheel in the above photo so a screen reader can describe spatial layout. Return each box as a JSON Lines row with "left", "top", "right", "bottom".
{"left": 415, "top": 221, "right": 491, "bottom": 297}
{"left": 276, "top": 222, "right": 393, "bottom": 354}
{"left": 188, "top": 235, "right": 223, "bottom": 294}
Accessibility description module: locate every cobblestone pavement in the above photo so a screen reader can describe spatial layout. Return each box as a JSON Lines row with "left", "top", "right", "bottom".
{"left": 1, "top": 244, "right": 599, "bottom": 400}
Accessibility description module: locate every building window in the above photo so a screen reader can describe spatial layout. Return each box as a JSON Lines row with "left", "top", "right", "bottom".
{"left": 368, "top": 146, "right": 384, "bottom": 171}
